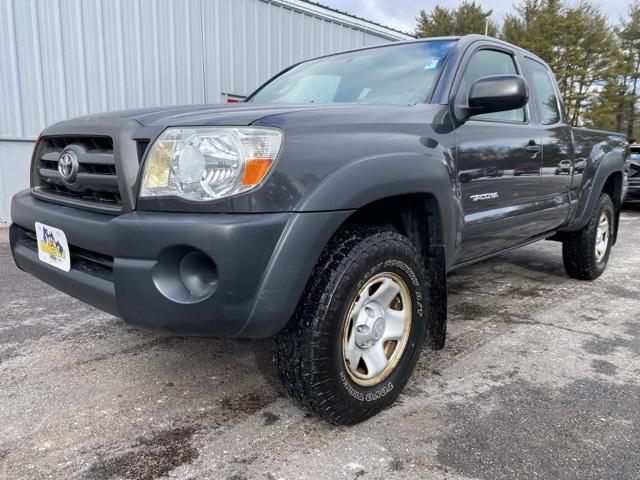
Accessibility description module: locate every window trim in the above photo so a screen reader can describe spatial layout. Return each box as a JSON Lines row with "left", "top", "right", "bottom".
{"left": 523, "top": 56, "right": 565, "bottom": 126}
{"left": 449, "top": 43, "right": 530, "bottom": 126}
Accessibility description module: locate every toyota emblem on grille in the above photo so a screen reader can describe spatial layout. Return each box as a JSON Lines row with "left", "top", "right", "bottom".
{"left": 58, "top": 149, "right": 79, "bottom": 183}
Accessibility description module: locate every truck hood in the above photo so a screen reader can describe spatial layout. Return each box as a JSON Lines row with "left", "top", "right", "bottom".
{"left": 63, "top": 102, "right": 446, "bottom": 129}
{"left": 74, "top": 103, "right": 337, "bottom": 128}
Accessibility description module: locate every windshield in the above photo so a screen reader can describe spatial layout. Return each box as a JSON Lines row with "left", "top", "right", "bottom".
{"left": 249, "top": 40, "right": 456, "bottom": 105}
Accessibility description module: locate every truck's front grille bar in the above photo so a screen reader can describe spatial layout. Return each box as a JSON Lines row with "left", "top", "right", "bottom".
{"left": 33, "top": 135, "right": 123, "bottom": 211}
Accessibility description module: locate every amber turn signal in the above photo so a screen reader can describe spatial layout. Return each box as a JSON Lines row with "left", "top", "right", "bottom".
{"left": 242, "top": 158, "right": 274, "bottom": 186}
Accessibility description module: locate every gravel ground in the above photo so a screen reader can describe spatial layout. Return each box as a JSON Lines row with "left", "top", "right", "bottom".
{"left": 1, "top": 209, "right": 639, "bottom": 480}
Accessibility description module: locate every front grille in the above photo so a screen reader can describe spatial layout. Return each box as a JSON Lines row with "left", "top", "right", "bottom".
{"left": 22, "top": 229, "right": 114, "bottom": 281}
{"left": 33, "top": 135, "right": 122, "bottom": 211}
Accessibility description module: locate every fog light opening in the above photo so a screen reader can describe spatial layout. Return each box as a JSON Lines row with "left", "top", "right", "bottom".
{"left": 152, "top": 247, "right": 218, "bottom": 304}
{"left": 179, "top": 251, "right": 218, "bottom": 300}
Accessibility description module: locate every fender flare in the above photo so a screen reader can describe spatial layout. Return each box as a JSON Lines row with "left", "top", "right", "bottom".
{"left": 237, "top": 152, "right": 461, "bottom": 337}
{"left": 297, "top": 152, "right": 461, "bottom": 265}
{"left": 569, "top": 150, "right": 625, "bottom": 233}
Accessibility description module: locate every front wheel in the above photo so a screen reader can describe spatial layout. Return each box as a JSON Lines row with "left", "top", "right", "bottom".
{"left": 562, "top": 193, "right": 614, "bottom": 280}
{"left": 274, "top": 227, "right": 427, "bottom": 424}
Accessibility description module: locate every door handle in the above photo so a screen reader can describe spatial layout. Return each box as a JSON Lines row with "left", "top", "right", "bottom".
{"left": 525, "top": 141, "right": 542, "bottom": 152}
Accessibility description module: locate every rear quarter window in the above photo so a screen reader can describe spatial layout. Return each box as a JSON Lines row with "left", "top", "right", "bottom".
{"left": 525, "top": 58, "right": 561, "bottom": 125}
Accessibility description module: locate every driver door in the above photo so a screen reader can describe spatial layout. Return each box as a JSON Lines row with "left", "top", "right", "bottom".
{"left": 454, "top": 47, "right": 543, "bottom": 263}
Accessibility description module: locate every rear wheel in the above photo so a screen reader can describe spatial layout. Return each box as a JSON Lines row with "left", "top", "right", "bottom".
{"left": 562, "top": 193, "right": 614, "bottom": 280}
{"left": 274, "top": 226, "right": 427, "bottom": 424}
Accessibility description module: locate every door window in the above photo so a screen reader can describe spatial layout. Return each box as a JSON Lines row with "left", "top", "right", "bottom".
{"left": 525, "top": 58, "right": 561, "bottom": 124}
{"left": 458, "top": 49, "right": 525, "bottom": 122}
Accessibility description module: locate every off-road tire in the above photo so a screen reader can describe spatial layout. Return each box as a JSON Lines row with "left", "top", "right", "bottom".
{"left": 562, "top": 193, "right": 614, "bottom": 280}
{"left": 274, "top": 226, "right": 428, "bottom": 424}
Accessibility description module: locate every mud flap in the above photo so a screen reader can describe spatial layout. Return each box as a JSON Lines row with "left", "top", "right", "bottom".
{"left": 612, "top": 202, "right": 621, "bottom": 246}
{"left": 425, "top": 244, "right": 447, "bottom": 350}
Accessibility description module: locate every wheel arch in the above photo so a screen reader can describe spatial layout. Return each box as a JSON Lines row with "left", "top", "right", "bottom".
{"left": 238, "top": 152, "right": 459, "bottom": 340}
{"left": 341, "top": 193, "right": 444, "bottom": 253}
{"left": 239, "top": 192, "right": 451, "bottom": 348}
{"left": 296, "top": 151, "right": 460, "bottom": 266}
{"left": 338, "top": 193, "right": 450, "bottom": 350}
{"left": 568, "top": 148, "right": 625, "bottom": 241}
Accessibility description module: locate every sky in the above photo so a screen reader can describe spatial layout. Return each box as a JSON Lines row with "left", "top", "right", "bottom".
{"left": 317, "top": 0, "right": 632, "bottom": 34}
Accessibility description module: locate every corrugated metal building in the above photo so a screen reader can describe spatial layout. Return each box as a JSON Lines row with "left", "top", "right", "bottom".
{"left": 0, "top": 0, "right": 410, "bottom": 223}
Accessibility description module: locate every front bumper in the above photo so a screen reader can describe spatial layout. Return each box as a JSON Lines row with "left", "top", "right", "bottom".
{"left": 10, "top": 190, "right": 352, "bottom": 337}
{"left": 625, "top": 177, "right": 640, "bottom": 200}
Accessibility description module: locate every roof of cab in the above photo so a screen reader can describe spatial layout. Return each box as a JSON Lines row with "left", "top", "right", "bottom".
{"left": 415, "top": 34, "right": 550, "bottom": 69}
{"left": 333, "top": 34, "right": 552, "bottom": 72}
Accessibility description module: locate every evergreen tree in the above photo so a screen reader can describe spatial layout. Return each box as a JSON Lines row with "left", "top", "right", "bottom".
{"left": 415, "top": 1, "right": 498, "bottom": 38}
{"left": 502, "top": 0, "right": 614, "bottom": 126}
{"left": 414, "top": 0, "right": 640, "bottom": 135}
{"left": 618, "top": 1, "right": 640, "bottom": 138}
{"left": 583, "top": 43, "right": 634, "bottom": 133}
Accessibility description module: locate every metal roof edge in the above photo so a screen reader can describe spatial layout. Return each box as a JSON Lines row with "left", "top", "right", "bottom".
{"left": 267, "top": 0, "right": 415, "bottom": 40}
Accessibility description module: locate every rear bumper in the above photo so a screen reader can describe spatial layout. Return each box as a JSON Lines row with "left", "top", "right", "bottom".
{"left": 10, "top": 190, "right": 352, "bottom": 337}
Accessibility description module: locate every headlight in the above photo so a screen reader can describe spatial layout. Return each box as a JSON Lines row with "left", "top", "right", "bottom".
{"left": 139, "top": 127, "right": 283, "bottom": 201}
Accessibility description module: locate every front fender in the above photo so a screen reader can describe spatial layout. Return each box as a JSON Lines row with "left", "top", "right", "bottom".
{"left": 238, "top": 151, "right": 462, "bottom": 337}
{"left": 296, "top": 152, "right": 461, "bottom": 268}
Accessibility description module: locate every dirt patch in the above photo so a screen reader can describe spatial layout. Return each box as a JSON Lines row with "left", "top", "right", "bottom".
{"left": 388, "top": 458, "right": 404, "bottom": 471}
{"left": 591, "top": 359, "right": 618, "bottom": 376}
{"left": 72, "top": 337, "right": 179, "bottom": 367}
{"left": 84, "top": 427, "right": 198, "bottom": 480}
{"left": 449, "top": 301, "right": 500, "bottom": 320}
{"left": 604, "top": 285, "right": 639, "bottom": 301}
{"left": 84, "top": 391, "right": 279, "bottom": 480}
{"left": 624, "top": 321, "right": 640, "bottom": 339}
{"left": 262, "top": 411, "right": 280, "bottom": 426}
{"left": 217, "top": 392, "right": 277, "bottom": 419}
{"left": 583, "top": 331, "right": 640, "bottom": 356}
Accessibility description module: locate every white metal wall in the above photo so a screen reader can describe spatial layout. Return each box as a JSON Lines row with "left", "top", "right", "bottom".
{"left": 0, "top": 0, "right": 410, "bottom": 223}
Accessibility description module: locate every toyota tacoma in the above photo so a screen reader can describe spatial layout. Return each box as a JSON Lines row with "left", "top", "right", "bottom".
{"left": 10, "top": 35, "right": 628, "bottom": 424}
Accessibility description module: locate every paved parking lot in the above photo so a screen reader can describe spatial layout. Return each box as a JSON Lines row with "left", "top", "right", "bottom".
{"left": 1, "top": 209, "right": 640, "bottom": 480}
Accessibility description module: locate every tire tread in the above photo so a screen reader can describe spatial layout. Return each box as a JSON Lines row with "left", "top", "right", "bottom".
{"left": 274, "top": 226, "right": 425, "bottom": 424}
{"left": 562, "top": 193, "right": 614, "bottom": 280}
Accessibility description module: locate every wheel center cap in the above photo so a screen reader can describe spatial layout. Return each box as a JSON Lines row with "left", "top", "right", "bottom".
{"left": 371, "top": 317, "right": 385, "bottom": 341}
{"left": 354, "top": 302, "right": 386, "bottom": 348}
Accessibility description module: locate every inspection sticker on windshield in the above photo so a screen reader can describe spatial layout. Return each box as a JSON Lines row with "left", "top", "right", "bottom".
{"left": 35, "top": 222, "right": 70, "bottom": 272}
{"left": 424, "top": 58, "right": 439, "bottom": 69}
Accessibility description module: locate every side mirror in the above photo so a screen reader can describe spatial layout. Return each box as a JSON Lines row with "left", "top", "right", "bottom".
{"left": 457, "top": 74, "right": 528, "bottom": 122}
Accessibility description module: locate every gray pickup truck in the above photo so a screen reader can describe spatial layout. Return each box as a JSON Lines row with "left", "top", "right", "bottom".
{"left": 10, "top": 35, "right": 627, "bottom": 424}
